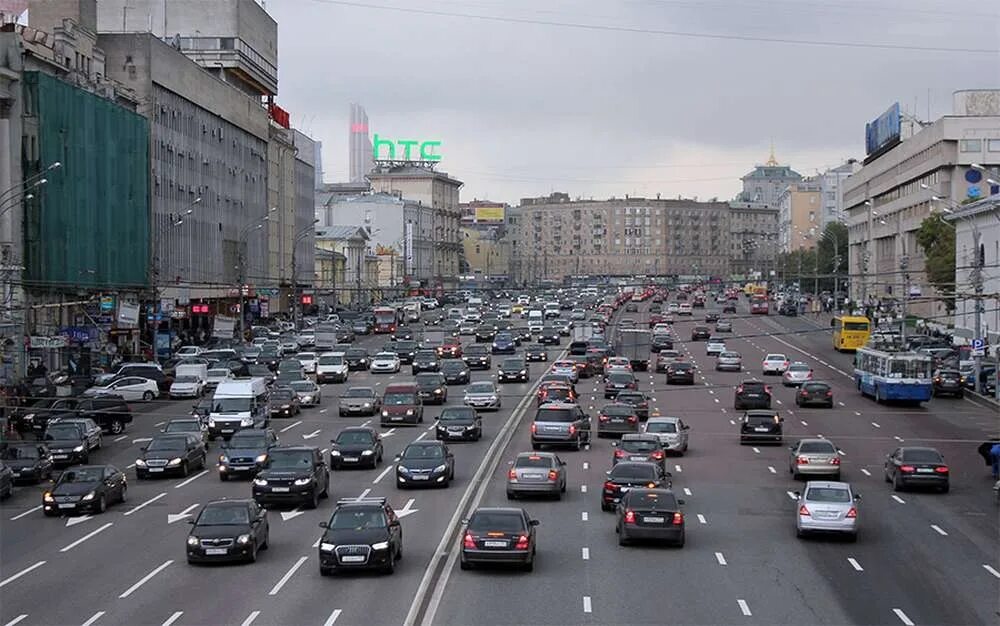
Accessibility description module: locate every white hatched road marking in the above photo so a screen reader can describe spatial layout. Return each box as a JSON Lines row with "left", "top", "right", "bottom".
{"left": 737, "top": 599, "right": 752, "bottom": 616}
{"left": 893, "top": 608, "right": 915, "bottom": 626}
{"left": 848, "top": 557, "right": 864, "bottom": 571}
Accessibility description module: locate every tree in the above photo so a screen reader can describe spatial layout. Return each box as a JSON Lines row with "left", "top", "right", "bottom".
{"left": 816, "top": 221, "right": 848, "bottom": 293}
{"left": 915, "top": 216, "right": 956, "bottom": 312}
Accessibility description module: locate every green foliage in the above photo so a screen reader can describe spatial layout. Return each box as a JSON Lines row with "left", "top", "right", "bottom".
{"left": 915, "top": 216, "right": 956, "bottom": 311}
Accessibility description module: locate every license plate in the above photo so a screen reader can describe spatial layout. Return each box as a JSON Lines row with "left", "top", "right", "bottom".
{"left": 755, "top": 427, "right": 769, "bottom": 432}
{"left": 344, "top": 457, "right": 359, "bottom": 462}
{"left": 391, "top": 416, "right": 404, "bottom": 421}
{"left": 524, "top": 473, "right": 543, "bottom": 479}
{"left": 341, "top": 555, "right": 365, "bottom": 563}
{"left": 611, "top": 418, "right": 624, "bottom": 423}
{"left": 221, "top": 429, "right": 234, "bottom": 434}
{"left": 448, "top": 432, "right": 463, "bottom": 438}
{"left": 271, "top": 486, "right": 290, "bottom": 492}
{"left": 53, "top": 454, "right": 68, "bottom": 460}
{"left": 11, "top": 471, "right": 19, "bottom": 476}
{"left": 643, "top": 516, "right": 665, "bottom": 523}
{"left": 411, "top": 475, "right": 429, "bottom": 480}
{"left": 484, "top": 540, "right": 507, "bottom": 548}
{"left": 205, "top": 548, "right": 227, "bottom": 555}
{"left": 149, "top": 467, "right": 164, "bottom": 473}
{"left": 58, "top": 503, "right": 75, "bottom": 509}
{"left": 916, "top": 468, "right": 934, "bottom": 473}
{"left": 631, "top": 456, "right": 648, "bottom": 461}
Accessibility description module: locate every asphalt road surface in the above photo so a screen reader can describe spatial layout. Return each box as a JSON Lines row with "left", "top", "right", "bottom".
{"left": 1, "top": 301, "right": 997, "bottom": 626}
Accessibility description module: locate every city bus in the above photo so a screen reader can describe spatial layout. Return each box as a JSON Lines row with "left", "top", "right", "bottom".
{"left": 831, "top": 315, "right": 871, "bottom": 352}
{"left": 373, "top": 306, "right": 399, "bottom": 334}
{"left": 750, "top": 296, "right": 769, "bottom": 314}
{"left": 853, "top": 347, "right": 933, "bottom": 405}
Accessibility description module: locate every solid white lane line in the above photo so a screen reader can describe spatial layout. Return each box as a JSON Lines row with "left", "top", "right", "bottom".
{"left": 891, "top": 495, "right": 906, "bottom": 504}
{"left": 372, "top": 465, "right": 394, "bottom": 484}
{"left": 426, "top": 424, "right": 435, "bottom": 432}
{"left": 81, "top": 612, "right": 106, "bottom": 626}
{"left": 280, "top": 420, "right": 302, "bottom": 433}
{"left": 860, "top": 469, "right": 871, "bottom": 476}
{"left": 715, "top": 552, "right": 727, "bottom": 566}
{"left": 581, "top": 512, "right": 588, "bottom": 521}
{"left": 768, "top": 466, "right": 776, "bottom": 474}
{"left": 361, "top": 420, "right": 371, "bottom": 427}
{"left": 124, "top": 492, "right": 167, "bottom": 516}
{"left": 268, "top": 556, "right": 308, "bottom": 595}
{"left": 892, "top": 608, "right": 915, "bottom": 626}
{"left": 3, "top": 615, "right": 28, "bottom": 626}
{"left": 930, "top": 524, "right": 948, "bottom": 536}
{"left": 737, "top": 599, "right": 752, "bottom": 616}
{"left": 175, "top": 469, "right": 209, "bottom": 489}
{"left": 115, "top": 435, "right": 129, "bottom": 442}
{"left": 848, "top": 557, "right": 864, "bottom": 571}
{"left": 9, "top": 505, "right": 42, "bottom": 520}
{"left": 871, "top": 422, "right": 881, "bottom": 428}
{"left": 697, "top": 514, "right": 706, "bottom": 524}
{"left": 239, "top": 611, "right": 261, "bottom": 626}
{"left": 132, "top": 438, "right": 152, "bottom": 444}
{"left": 356, "top": 488, "right": 371, "bottom": 499}
{"left": 0, "top": 560, "right": 46, "bottom": 588}
{"left": 162, "top": 611, "right": 184, "bottom": 626}
{"left": 60, "top": 522, "right": 114, "bottom": 552}
{"left": 581, "top": 547, "right": 590, "bottom": 560}
{"left": 322, "top": 609, "right": 343, "bottom": 626}
{"left": 580, "top": 485, "right": 588, "bottom": 493}
{"left": 414, "top": 432, "right": 427, "bottom": 442}
{"left": 120, "top": 560, "right": 173, "bottom": 598}
{"left": 582, "top": 596, "right": 592, "bottom": 614}
{"left": 983, "top": 564, "right": 1000, "bottom": 579}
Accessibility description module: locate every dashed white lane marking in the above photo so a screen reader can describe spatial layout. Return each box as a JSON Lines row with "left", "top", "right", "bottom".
{"left": 714, "top": 398, "right": 720, "bottom": 403}
{"left": 414, "top": 432, "right": 427, "bottom": 442}
{"left": 892, "top": 608, "right": 915, "bottom": 626}
{"left": 175, "top": 470, "right": 209, "bottom": 489}
{"left": 582, "top": 547, "right": 590, "bottom": 560}
{"left": 930, "top": 524, "right": 948, "bottom": 536}
{"left": 154, "top": 421, "right": 165, "bottom": 427}
{"left": 114, "top": 435, "right": 129, "bottom": 442}
{"left": 124, "top": 492, "right": 167, "bottom": 516}
{"left": 119, "top": 559, "right": 173, "bottom": 598}
{"left": 81, "top": 612, "right": 106, "bottom": 626}
{"left": 752, "top": 447, "right": 760, "bottom": 454}
{"left": 583, "top": 596, "right": 593, "bottom": 614}
{"left": 675, "top": 464, "right": 683, "bottom": 473}
{"left": 683, "top": 487, "right": 692, "bottom": 496}
{"left": 720, "top": 408, "right": 726, "bottom": 413}
{"left": 239, "top": 611, "right": 261, "bottom": 626}
{"left": 580, "top": 485, "right": 588, "bottom": 493}
{"left": 786, "top": 491, "right": 797, "bottom": 500}
{"left": 872, "top": 422, "right": 881, "bottom": 428}
{"left": 583, "top": 462, "right": 589, "bottom": 470}
{"left": 860, "top": 469, "right": 871, "bottom": 476}
{"left": 891, "top": 495, "right": 906, "bottom": 504}
{"left": 983, "top": 564, "right": 1000, "bottom": 579}
{"left": 708, "top": 390, "right": 714, "bottom": 395}
{"left": 837, "top": 450, "right": 846, "bottom": 456}
{"left": 894, "top": 436, "right": 904, "bottom": 442}
{"left": 581, "top": 512, "right": 588, "bottom": 521}
{"left": 800, "top": 420, "right": 808, "bottom": 427}
{"left": 847, "top": 557, "right": 864, "bottom": 572}
{"left": 767, "top": 466, "right": 776, "bottom": 474}
{"left": 3, "top": 615, "right": 28, "bottom": 626}
{"left": 838, "top": 401, "right": 846, "bottom": 406}
{"left": 775, "top": 399, "right": 782, "bottom": 405}
{"left": 162, "top": 611, "right": 184, "bottom": 626}
{"left": 9, "top": 505, "right": 42, "bottom": 521}
{"left": 729, "top": 419, "right": 736, "bottom": 425}
{"left": 60, "top": 522, "right": 114, "bottom": 552}
{"left": 0, "top": 560, "right": 46, "bottom": 589}
{"left": 697, "top": 513, "right": 707, "bottom": 524}
{"left": 372, "top": 465, "right": 394, "bottom": 484}
{"left": 319, "top": 408, "right": 328, "bottom": 414}
{"left": 280, "top": 420, "right": 302, "bottom": 433}
{"left": 715, "top": 552, "right": 728, "bottom": 566}
{"left": 737, "top": 599, "right": 752, "bottom": 616}
{"left": 321, "top": 609, "right": 343, "bottom": 626}
{"left": 854, "top": 411, "right": 862, "bottom": 416}
{"left": 269, "top": 556, "right": 309, "bottom": 595}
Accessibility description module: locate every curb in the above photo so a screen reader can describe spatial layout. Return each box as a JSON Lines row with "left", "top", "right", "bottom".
{"left": 963, "top": 390, "right": 1000, "bottom": 411}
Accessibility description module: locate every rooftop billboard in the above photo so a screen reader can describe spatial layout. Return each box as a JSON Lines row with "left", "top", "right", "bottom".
{"left": 865, "top": 102, "right": 901, "bottom": 156}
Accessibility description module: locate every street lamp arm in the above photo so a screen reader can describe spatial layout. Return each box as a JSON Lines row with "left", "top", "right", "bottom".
{"left": 0, "top": 161, "right": 60, "bottom": 207}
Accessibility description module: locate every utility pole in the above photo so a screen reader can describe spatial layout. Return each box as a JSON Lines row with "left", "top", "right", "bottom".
{"left": 899, "top": 253, "right": 909, "bottom": 346}
{"left": 971, "top": 227, "right": 983, "bottom": 394}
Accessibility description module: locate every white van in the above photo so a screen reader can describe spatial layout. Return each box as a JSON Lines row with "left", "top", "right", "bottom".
{"left": 207, "top": 378, "right": 269, "bottom": 439}
{"left": 527, "top": 310, "right": 545, "bottom": 332}
{"left": 467, "top": 296, "right": 484, "bottom": 310}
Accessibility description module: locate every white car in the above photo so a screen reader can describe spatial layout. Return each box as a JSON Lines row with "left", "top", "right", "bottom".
{"left": 296, "top": 352, "right": 318, "bottom": 374}
{"left": 678, "top": 303, "right": 693, "bottom": 316}
{"left": 651, "top": 323, "right": 672, "bottom": 335}
{"left": 464, "top": 381, "right": 501, "bottom": 410}
{"left": 605, "top": 357, "right": 632, "bottom": 373}
{"left": 643, "top": 416, "right": 690, "bottom": 455}
{"left": 169, "top": 375, "right": 204, "bottom": 399}
{"left": 175, "top": 346, "right": 202, "bottom": 358}
{"left": 205, "top": 368, "right": 234, "bottom": 388}
{"left": 83, "top": 376, "right": 159, "bottom": 402}
{"left": 666, "top": 303, "right": 679, "bottom": 314}
{"left": 795, "top": 481, "right": 860, "bottom": 541}
{"left": 782, "top": 362, "right": 814, "bottom": 386}
{"left": 370, "top": 352, "right": 401, "bottom": 373}
{"left": 316, "top": 353, "right": 349, "bottom": 383}
{"left": 762, "top": 354, "right": 790, "bottom": 375}
{"left": 706, "top": 337, "right": 726, "bottom": 356}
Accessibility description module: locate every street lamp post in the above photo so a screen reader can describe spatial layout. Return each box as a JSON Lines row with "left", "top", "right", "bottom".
{"left": 290, "top": 219, "right": 319, "bottom": 329}
{"left": 151, "top": 197, "right": 201, "bottom": 361}
{"left": 237, "top": 208, "right": 277, "bottom": 342}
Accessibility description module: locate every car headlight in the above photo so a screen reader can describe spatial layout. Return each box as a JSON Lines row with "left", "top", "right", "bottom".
{"left": 136, "top": 459, "right": 147, "bottom": 467}
{"left": 434, "top": 388, "right": 443, "bottom": 394}
{"left": 255, "top": 454, "right": 268, "bottom": 463}
{"left": 397, "top": 466, "right": 410, "bottom": 474}
{"left": 382, "top": 410, "right": 389, "bottom": 417}
{"left": 253, "top": 478, "right": 268, "bottom": 486}
{"left": 372, "top": 541, "right": 390, "bottom": 550}
{"left": 363, "top": 402, "right": 371, "bottom": 407}
{"left": 303, "top": 396, "right": 313, "bottom": 403}
{"left": 208, "top": 418, "right": 216, "bottom": 427}
{"left": 168, "top": 458, "right": 183, "bottom": 466}
{"left": 434, "top": 464, "right": 447, "bottom": 473}
{"left": 236, "top": 534, "right": 251, "bottom": 545}
{"left": 293, "top": 477, "right": 312, "bottom": 486}
{"left": 73, "top": 445, "right": 85, "bottom": 452}
{"left": 81, "top": 491, "right": 96, "bottom": 501}
{"left": 43, "top": 491, "right": 54, "bottom": 502}
{"left": 489, "top": 395, "right": 498, "bottom": 402}
{"left": 187, "top": 536, "right": 200, "bottom": 547}
{"left": 320, "top": 542, "right": 336, "bottom": 552}
{"left": 361, "top": 450, "right": 374, "bottom": 456}
{"left": 406, "top": 409, "right": 414, "bottom": 416}
{"left": 520, "top": 370, "right": 527, "bottom": 375}
{"left": 23, "top": 413, "right": 34, "bottom": 421}
{"left": 218, "top": 455, "right": 229, "bottom": 464}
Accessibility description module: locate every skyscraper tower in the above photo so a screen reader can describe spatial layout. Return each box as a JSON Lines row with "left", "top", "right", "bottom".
{"left": 349, "top": 103, "right": 373, "bottom": 183}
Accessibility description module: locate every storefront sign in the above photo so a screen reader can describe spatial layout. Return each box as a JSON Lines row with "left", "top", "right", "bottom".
{"left": 100, "top": 295, "right": 115, "bottom": 312}
{"left": 117, "top": 301, "right": 140, "bottom": 327}
{"left": 405, "top": 221, "right": 414, "bottom": 276}
{"left": 29, "top": 336, "right": 69, "bottom": 349}
{"left": 372, "top": 134, "right": 442, "bottom": 162}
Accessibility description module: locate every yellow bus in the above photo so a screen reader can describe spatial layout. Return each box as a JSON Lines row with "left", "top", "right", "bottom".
{"left": 832, "top": 315, "right": 871, "bottom": 352}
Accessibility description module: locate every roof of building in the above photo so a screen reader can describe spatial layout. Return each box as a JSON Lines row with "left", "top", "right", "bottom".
{"left": 315, "top": 225, "right": 369, "bottom": 241}
{"left": 946, "top": 192, "right": 1000, "bottom": 222}
{"left": 742, "top": 165, "right": 803, "bottom": 181}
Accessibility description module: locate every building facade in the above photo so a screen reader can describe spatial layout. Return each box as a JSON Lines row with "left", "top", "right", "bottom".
{"left": 315, "top": 225, "right": 371, "bottom": 306}
{"left": 728, "top": 202, "right": 779, "bottom": 280}
{"left": 292, "top": 129, "right": 316, "bottom": 288}
{"left": 738, "top": 153, "right": 802, "bottom": 207}
{"left": 511, "top": 194, "right": 730, "bottom": 284}
{"left": 844, "top": 97, "right": 1000, "bottom": 318}
{"left": 349, "top": 103, "right": 372, "bottom": 183}
{"left": 777, "top": 181, "right": 822, "bottom": 252}
{"left": 946, "top": 194, "right": 1000, "bottom": 346}
{"left": 816, "top": 160, "right": 861, "bottom": 228}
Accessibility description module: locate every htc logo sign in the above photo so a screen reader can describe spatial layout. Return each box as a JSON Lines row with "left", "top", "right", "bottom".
{"left": 373, "top": 134, "right": 442, "bottom": 162}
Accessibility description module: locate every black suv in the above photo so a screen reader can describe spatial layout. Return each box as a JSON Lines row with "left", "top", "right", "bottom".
{"left": 136, "top": 433, "right": 208, "bottom": 479}
{"left": 475, "top": 325, "right": 497, "bottom": 343}
{"left": 318, "top": 497, "right": 403, "bottom": 575}
{"left": 252, "top": 446, "right": 330, "bottom": 509}
{"left": 463, "top": 345, "right": 492, "bottom": 369}
{"left": 74, "top": 396, "right": 133, "bottom": 435}
{"left": 13, "top": 397, "right": 81, "bottom": 436}
{"left": 329, "top": 426, "right": 384, "bottom": 470}
{"left": 441, "top": 360, "right": 471, "bottom": 385}
{"left": 690, "top": 326, "right": 711, "bottom": 341}
{"left": 415, "top": 372, "right": 449, "bottom": 405}
{"left": 651, "top": 334, "right": 673, "bottom": 352}
{"left": 394, "top": 340, "right": 418, "bottom": 364}
{"left": 411, "top": 350, "right": 441, "bottom": 374}
{"left": 498, "top": 357, "right": 529, "bottom": 383}
{"left": 734, "top": 380, "right": 772, "bottom": 409}
{"left": 932, "top": 369, "right": 964, "bottom": 398}
{"left": 739, "top": 410, "right": 783, "bottom": 444}
{"left": 344, "top": 348, "right": 370, "bottom": 371}
{"left": 539, "top": 327, "right": 561, "bottom": 345}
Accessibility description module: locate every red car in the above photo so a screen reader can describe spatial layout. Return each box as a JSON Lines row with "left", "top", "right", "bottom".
{"left": 437, "top": 337, "right": 463, "bottom": 359}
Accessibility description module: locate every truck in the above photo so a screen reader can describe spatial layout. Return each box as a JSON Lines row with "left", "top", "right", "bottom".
{"left": 314, "top": 322, "right": 339, "bottom": 352}
{"left": 570, "top": 325, "right": 595, "bottom": 354}
{"left": 615, "top": 328, "right": 653, "bottom": 371}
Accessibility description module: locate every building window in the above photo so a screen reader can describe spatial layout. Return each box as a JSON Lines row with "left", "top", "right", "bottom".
{"left": 959, "top": 139, "right": 982, "bottom": 152}
{"left": 988, "top": 139, "right": 1000, "bottom": 152}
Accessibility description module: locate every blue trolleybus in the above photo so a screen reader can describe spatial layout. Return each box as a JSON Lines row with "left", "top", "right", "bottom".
{"left": 854, "top": 347, "right": 933, "bottom": 405}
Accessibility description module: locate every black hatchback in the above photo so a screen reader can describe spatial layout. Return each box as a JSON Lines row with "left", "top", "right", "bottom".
{"left": 739, "top": 410, "right": 783, "bottom": 444}
{"left": 186, "top": 499, "right": 269, "bottom": 564}
{"left": 932, "top": 369, "right": 964, "bottom": 398}
{"left": 460, "top": 507, "right": 539, "bottom": 572}
{"left": 735, "top": 380, "right": 772, "bottom": 409}
{"left": 666, "top": 362, "right": 695, "bottom": 385}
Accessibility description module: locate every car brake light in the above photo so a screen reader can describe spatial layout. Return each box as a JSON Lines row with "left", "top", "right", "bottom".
{"left": 508, "top": 469, "right": 517, "bottom": 480}
{"left": 736, "top": 385, "right": 744, "bottom": 393}
{"left": 800, "top": 390, "right": 809, "bottom": 397}
{"left": 796, "top": 456, "right": 808, "bottom": 465}
{"left": 765, "top": 386, "right": 772, "bottom": 393}
{"left": 624, "top": 509, "right": 636, "bottom": 524}
{"left": 463, "top": 532, "right": 476, "bottom": 549}
{"left": 604, "top": 481, "right": 615, "bottom": 491}
{"left": 548, "top": 470, "right": 558, "bottom": 481}
{"left": 530, "top": 423, "right": 537, "bottom": 434}
{"left": 614, "top": 449, "right": 626, "bottom": 458}
{"left": 651, "top": 451, "right": 664, "bottom": 459}
{"left": 900, "top": 465, "right": 915, "bottom": 473}
{"left": 599, "top": 415, "right": 609, "bottom": 422}
{"left": 646, "top": 482, "right": 656, "bottom": 488}
{"left": 515, "top": 534, "right": 530, "bottom": 550}
{"left": 825, "top": 391, "right": 833, "bottom": 397}
{"left": 831, "top": 457, "right": 840, "bottom": 465}
{"left": 672, "top": 512, "right": 683, "bottom": 525}
{"left": 934, "top": 466, "right": 949, "bottom": 474}
{"left": 798, "top": 505, "right": 810, "bottom": 516}
{"left": 627, "top": 416, "right": 637, "bottom": 424}
{"left": 568, "top": 424, "right": 576, "bottom": 436}
{"left": 845, "top": 507, "right": 857, "bottom": 518}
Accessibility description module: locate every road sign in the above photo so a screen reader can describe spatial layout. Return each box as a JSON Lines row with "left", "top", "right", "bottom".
{"left": 972, "top": 338, "right": 985, "bottom": 357}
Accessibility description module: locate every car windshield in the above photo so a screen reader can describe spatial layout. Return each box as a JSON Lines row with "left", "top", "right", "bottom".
{"left": 319, "top": 355, "right": 344, "bottom": 365}
{"left": 440, "top": 408, "right": 476, "bottom": 422}
{"left": 415, "top": 351, "right": 437, "bottom": 360}
{"left": 535, "top": 408, "right": 575, "bottom": 422}
{"left": 174, "top": 376, "right": 198, "bottom": 384}
{"left": 747, "top": 415, "right": 777, "bottom": 425}
{"left": 45, "top": 425, "right": 81, "bottom": 440}
{"left": 901, "top": 449, "right": 943, "bottom": 463}
{"left": 329, "top": 508, "right": 386, "bottom": 530}
{"left": 467, "top": 383, "right": 495, "bottom": 394}
{"left": 297, "top": 353, "right": 316, "bottom": 360}
{"left": 336, "top": 431, "right": 374, "bottom": 445}
{"left": 799, "top": 441, "right": 836, "bottom": 453}
{"left": 147, "top": 437, "right": 187, "bottom": 451}
{"left": 402, "top": 445, "right": 443, "bottom": 459}
{"left": 608, "top": 373, "right": 633, "bottom": 383}
{"left": 343, "top": 388, "right": 374, "bottom": 399}
{"left": 789, "top": 364, "right": 810, "bottom": 372}
{"left": 628, "top": 491, "right": 677, "bottom": 509}
{"left": 465, "top": 346, "right": 488, "bottom": 355}
{"left": 375, "top": 353, "right": 397, "bottom": 360}
{"left": 215, "top": 397, "right": 252, "bottom": 412}
{"left": 266, "top": 451, "right": 313, "bottom": 469}
{"left": 502, "top": 359, "right": 524, "bottom": 369}
{"left": 270, "top": 390, "right": 295, "bottom": 402}
{"left": 602, "top": 406, "right": 634, "bottom": 416}
{"left": 766, "top": 355, "right": 786, "bottom": 361}
{"left": 646, "top": 421, "right": 678, "bottom": 433}
{"left": 165, "top": 422, "right": 199, "bottom": 433}
{"left": 610, "top": 464, "right": 656, "bottom": 479}
{"left": 229, "top": 434, "right": 266, "bottom": 448}
{"left": 720, "top": 352, "right": 740, "bottom": 359}
{"left": 515, "top": 455, "right": 552, "bottom": 468}
{"left": 208, "top": 369, "right": 230, "bottom": 378}
{"left": 346, "top": 350, "right": 367, "bottom": 358}
{"left": 441, "top": 362, "right": 466, "bottom": 372}
{"left": 289, "top": 381, "right": 314, "bottom": 392}
{"left": 384, "top": 393, "right": 417, "bottom": 405}
{"left": 1, "top": 446, "right": 40, "bottom": 460}
{"left": 468, "top": 512, "right": 525, "bottom": 532}
{"left": 198, "top": 506, "right": 250, "bottom": 525}
{"left": 805, "top": 487, "right": 851, "bottom": 503}
{"left": 58, "top": 468, "right": 102, "bottom": 483}
{"left": 621, "top": 440, "right": 658, "bottom": 452}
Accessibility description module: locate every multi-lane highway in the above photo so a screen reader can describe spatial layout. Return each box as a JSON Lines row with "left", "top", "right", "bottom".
{"left": 1, "top": 297, "right": 997, "bottom": 626}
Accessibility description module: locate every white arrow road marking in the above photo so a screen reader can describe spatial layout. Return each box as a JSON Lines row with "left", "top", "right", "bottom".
{"left": 65, "top": 515, "right": 93, "bottom": 528}
{"left": 269, "top": 556, "right": 308, "bottom": 595}
{"left": 280, "top": 508, "right": 305, "bottom": 522}
{"left": 396, "top": 499, "right": 419, "bottom": 519}
{"left": 892, "top": 609, "right": 915, "bottom": 626}
{"left": 0, "top": 560, "right": 46, "bottom": 589}
{"left": 381, "top": 428, "right": 397, "bottom": 438}
{"left": 124, "top": 492, "right": 167, "bottom": 516}
{"left": 373, "top": 465, "right": 394, "bottom": 484}
{"left": 167, "top": 503, "right": 200, "bottom": 524}
{"left": 175, "top": 470, "right": 208, "bottom": 489}
{"left": 737, "top": 600, "right": 752, "bottom": 616}
{"left": 280, "top": 420, "right": 302, "bottom": 433}
{"left": 60, "top": 522, "right": 113, "bottom": 552}
{"left": 302, "top": 429, "right": 321, "bottom": 439}
{"left": 697, "top": 514, "right": 707, "bottom": 524}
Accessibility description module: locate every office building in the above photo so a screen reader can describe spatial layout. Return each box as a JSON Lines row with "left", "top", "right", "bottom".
{"left": 729, "top": 202, "right": 779, "bottom": 280}
{"left": 349, "top": 103, "right": 373, "bottom": 183}
{"left": 816, "top": 160, "right": 861, "bottom": 227}
{"left": 945, "top": 194, "right": 999, "bottom": 345}
{"left": 777, "top": 181, "right": 822, "bottom": 252}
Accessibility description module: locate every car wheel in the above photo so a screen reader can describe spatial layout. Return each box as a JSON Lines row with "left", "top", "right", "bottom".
{"left": 320, "top": 476, "right": 330, "bottom": 498}
{"left": 460, "top": 559, "right": 471, "bottom": 570}
{"left": 523, "top": 558, "right": 534, "bottom": 572}
{"left": 119, "top": 485, "right": 127, "bottom": 503}
{"left": 110, "top": 420, "right": 125, "bottom": 435}
{"left": 893, "top": 473, "right": 903, "bottom": 491}
{"left": 874, "top": 386, "right": 881, "bottom": 403}
{"left": 142, "top": 391, "right": 154, "bottom": 402}
{"left": 319, "top": 566, "right": 332, "bottom": 576}
{"left": 261, "top": 532, "right": 269, "bottom": 550}
{"left": 180, "top": 461, "right": 190, "bottom": 478}
{"left": 307, "top": 489, "right": 320, "bottom": 509}
{"left": 675, "top": 534, "right": 685, "bottom": 548}
{"left": 220, "top": 473, "right": 228, "bottom": 482}
{"left": 506, "top": 491, "right": 516, "bottom": 500}
{"left": 96, "top": 494, "right": 107, "bottom": 514}
{"left": 247, "top": 543, "right": 257, "bottom": 563}
{"left": 939, "top": 484, "right": 949, "bottom": 493}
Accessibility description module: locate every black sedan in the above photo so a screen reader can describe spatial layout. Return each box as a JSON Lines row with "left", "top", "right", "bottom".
{"left": 318, "top": 497, "right": 402, "bottom": 575}
{"left": 498, "top": 358, "right": 530, "bottom": 383}
{"left": 411, "top": 350, "right": 441, "bottom": 374}
{"left": 344, "top": 348, "right": 371, "bottom": 371}
{"left": 330, "top": 426, "right": 384, "bottom": 469}
{"left": 395, "top": 441, "right": 455, "bottom": 489}
{"left": 665, "top": 362, "right": 695, "bottom": 385}
{"left": 615, "top": 488, "right": 685, "bottom": 547}
{"left": 601, "top": 462, "right": 670, "bottom": 511}
{"left": 1, "top": 442, "right": 54, "bottom": 483}
{"left": 690, "top": 326, "right": 711, "bottom": 341}
{"left": 440, "top": 360, "right": 471, "bottom": 385}
{"left": 460, "top": 507, "right": 538, "bottom": 571}
{"left": 435, "top": 407, "right": 482, "bottom": 442}
{"left": 884, "top": 446, "right": 950, "bottom": 492}
{"left": 538, "top": 327, "right": 561, "bottom": 345}
{"left": 43, "top": 465, "right": 127, "bottom": 516}
{"left": 739, "top": 410, "right": 783, "bottom": 444}
{"left": 186, "top": 499, "right": 269, "bottom": 564}
{"left": 268, "top": 387, "right": 302, "bottom": 418}
{"left": 525, "top": 344, "right": 548, "bottom": 361}
{"left": 136, "top": 433, "right": 208, "bottom": 478}
{"left": 795, "top": 382, "right": 834, "bottom": 408}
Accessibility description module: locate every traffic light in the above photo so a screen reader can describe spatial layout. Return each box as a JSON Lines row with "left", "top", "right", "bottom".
{"left": 301, "top": 295, "right": 313, "bottom": 305}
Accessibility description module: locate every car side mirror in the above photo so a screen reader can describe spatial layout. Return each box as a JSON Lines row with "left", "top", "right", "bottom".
{"left": 318, "top": 521, "right": 328, "bottom": 529}
{"left": 140, "top": 445, "right": 148, "bottom": 452}
{"left": 605, "top": 470, "right": 611, "bottom": 476}
{"left": 186, "top": 519, "right": 195, "bottom": 525}
{"left": 560, "top": 461, "right": 566, "bottom": 466}
{"left": 394, "top": 455, "right": 401, "bottom": 462}
{"left": 792, "top": 491, "right": 801, "bottom": 498}
{"left": 529, "top": 519, "right": 540, "bottom": 526}
{"left": 854, "top": 494, "right": 861, "bottom": 501}
{"left": 677, "top": 498, "right": 686, "bottom": 505}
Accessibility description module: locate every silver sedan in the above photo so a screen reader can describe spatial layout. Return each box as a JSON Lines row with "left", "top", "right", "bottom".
{"left": 506, "top": 451, "right": 567, "bottom": 499}
{"left": 642, "top": 417, "right": 690, "bottom": 455}
{"left": 715, "top": 351, "right": 742, "bottom": 372}
{"left": 288, "top": 380, "right": 322, "bottom": 407}
{"left": 782, "top": 362, "right": 814, "bottom": 386}
{"left": 789, "top": 438, "right": 840, "bottom": 479}
{"left": 794, "top": 481, "right": 859, "bottom": 541}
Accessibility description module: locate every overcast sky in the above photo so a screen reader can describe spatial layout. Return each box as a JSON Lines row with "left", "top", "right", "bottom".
{"left": 268, "top": 0, "right": 999, "bottom": 205}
